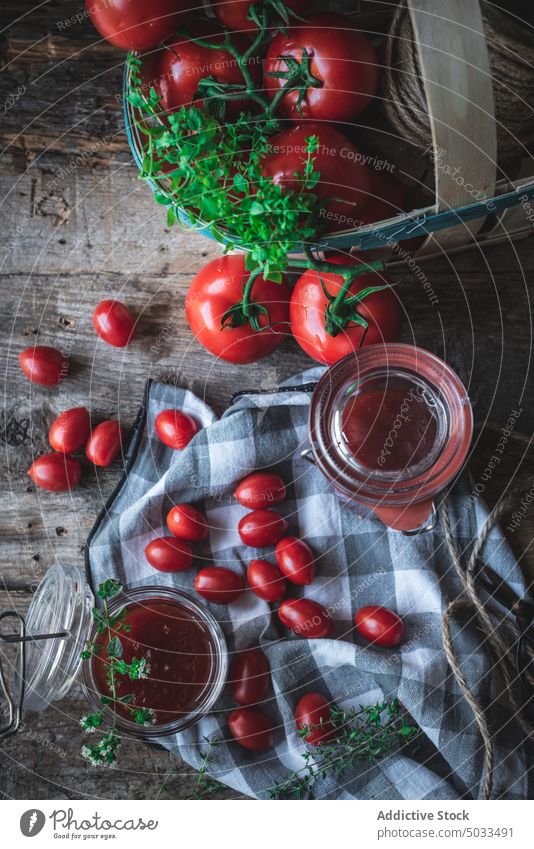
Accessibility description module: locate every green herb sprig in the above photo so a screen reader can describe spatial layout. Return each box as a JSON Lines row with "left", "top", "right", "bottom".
{"left": 268, "top": 698, "right": 418, "bottom": 799}
{"left": 80, "top": 579, "right": 155, "bottom": 768}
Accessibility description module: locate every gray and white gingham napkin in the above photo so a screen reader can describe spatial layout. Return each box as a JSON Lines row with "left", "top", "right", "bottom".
{"left": 87, "top": 371, "right": 532, "bottom": 800}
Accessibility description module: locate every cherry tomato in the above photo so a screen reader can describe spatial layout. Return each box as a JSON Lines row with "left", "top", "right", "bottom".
{"left": 238, "top": 509, "right": 288, "bottom": 548}
{"left": 262, "top": 123, "right": 370, "bottom": 234}
{"left": 93, "top": 300, "right": 136, "bottom": 348}
{"left": 290, "top": 255, "right": 401, "bottom": 366}
{"left": 275, "top": 537, "right": 315, "bottom": 586}
{"left": 28, "top": 453, "right": 81, "bottom": 492}
{"left": 194, "top": 567, "right": 244, "bottom": 605}
{"left": 166, "top": 504, "right": 209, "bottom": 542}
{"left": 212, "top": 0, "right": 306, "bottom": 32}
{"left": 142, "top": 21, "right": 261, "bottom": 120}
{"left": 227, "top": 707, "right": 274, "bottom": 751}
{"left": 265, "top": 13, "right": 378, "bottom": 123}
{"left": 144, "top": 537, "right": 192, "bottom": 573}
{"left": 247, "top": 559, "right": 287, "bottom": 603}
{"left": 86, "top": 0, "right": 189, "bottom": 50}
{"left": 19, "top": 345, "right": 68, "bottom": 386}
{"left": 354, "top": 605, "right": 404, "bottom": 648}
{"left": 185, "top": 255, "right": 290, "bottom": 364}
{"left": 295, "top": 692, "right": 334, "bottom": 746}
{"left": 234, "top": 472, "right": 286, "bottom": 508}
{"left": 48, "top": 407, "right": 90, "bottom": 453}
{"left": 155, "top": 409, "right": 198, "bottom": 450}
{"left": 278, "top": 598, "right": 332, "bottom": 639}
{"left": 228, "top": 647, "right": 271, "bottom": 706}
{"left": 86, "top": 420, "right": 123, "bottom": 467}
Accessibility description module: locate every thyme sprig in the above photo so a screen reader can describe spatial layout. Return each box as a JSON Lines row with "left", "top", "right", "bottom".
{"left": 186, "top": 737, "right": 226, "bottom": 800}
{"left": 80, "top": 579, "right": 155, "bottom": 768}
{"left": 268, "top": 698, "right": 418, "bottom": 799}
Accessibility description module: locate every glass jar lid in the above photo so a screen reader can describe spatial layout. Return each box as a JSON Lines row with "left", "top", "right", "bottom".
{"left": 23, "top": 564, "right": 94, "bottom": 712}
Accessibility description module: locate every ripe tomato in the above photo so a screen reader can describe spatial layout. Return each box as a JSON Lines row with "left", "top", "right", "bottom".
{"left": 234, "top": 472, "right": 286, "bottom": 508}
{"left": 143, "top": 21, "right": 261, "bottom": 120}
{"left": 295, "top": 692, "right": 334, "bottom": 746}
{"left": 86, "top": 0, "right": 189, "bottom": 50}
{"left": 290, "top": 255, "right": 401, "bottom": 366}
{"left": 93, "top": 300, "right": 136, "bottom": 348}
{"left": 49, "top": 407, "right": 90, "bottom": 453}
{"left": 155, "top": 409, "right": 198, "bottom": 450}
{"left": 265, "top": 13, "right": 378, "bottom": 123}
{"left": 228, "top": 647, "right": 271, "bottom": 706}
{"left": 354, "top": 605, "right": 404, "bottom": 647}
{"left": 261, "top": 123, "right": 370, "bottom": 234}
{"left": 278, "top": 598, "right": 332, "bottom": 639}
{"left": 275, "top": 537, "right": 315, "bottom": 586}
{"left": 247, "top": 559, "right": 287, "bottom": 602}
{"left": 212, "top": 0, "right": 306, "bottom": 32}
{"left": 86, "top": 420, "right": 123, "bottom": 467}
{"left": 144, "top": 537, "right": 192, "bottom": 573}
{"left": 238, "top": 509, "right": 288, "bottom": 548}
{"left": 19, "top": 345, "right": 68, "bottom": 386}
{"left": 167, "top": 504, "right": 209, "bottom": 542}
{"left": 227, "top": 707, "right": 274, "bottom": 751}
{"left": 185, "top": 254, "right": 290, "bottom": 364}
{"left": 28, "top": 453, "right": 81, "bottom": 492}
{"left": 194, "top": 567, "right": 244, "bottom": 604}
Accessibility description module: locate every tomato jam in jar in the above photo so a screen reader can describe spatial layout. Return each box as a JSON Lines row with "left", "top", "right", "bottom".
{"left": 308, "top": 344, "right": 473, "bottom": 531}
{"left": 83, "top": 587, "right": 227, "bottom": 737}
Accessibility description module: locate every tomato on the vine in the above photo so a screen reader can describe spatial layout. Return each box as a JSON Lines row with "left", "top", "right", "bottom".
{"left": 354, "top": 605, "right": 404, "bottom": 647}
{"left": 93, "top": 300, "right": 136, "bottom": 348}
{"left": 19, "top": 346, "right": 68, "bottom": 386}
{"left": 145, "top": 537, "right": 192, "bottom": 573}
{"left": 212, "top": 0, "right": 307, "bottom": 32}
{"left": 28, "top": 453, "right": 81, "bottom": 492}
{"left": 49, "top": 407, "right": 90, "bottom": 453}
{"left": 142, "top": 21, "right": 261, "bottom": 120}
{"left": 86, "top": 0, "right": 189, "bottom": 50}
{"left": 185, "top": 255, "right": 290, "bottom": 364}
{"left": 228, "top": 647, "right": 271, "bottom": 706}
{"left": 228, "top": 707, "right": 274, "bottom": 751}
{"left": 290, "top": 255, "right": 401, "bottom": 365}
{"left": 155, "top": 409, "right": 198, "bottom": 450}
{"left": 261, "top": 123, "right": 370, "bottom": 233}
{"left": 265, "top": 13, "right": 378, "bottom": 123}
{"left": 86, "top": 420, "right": 123, "bottom": 467}
{"left": 295, "top": 692, "right": 334, "bottom": 746}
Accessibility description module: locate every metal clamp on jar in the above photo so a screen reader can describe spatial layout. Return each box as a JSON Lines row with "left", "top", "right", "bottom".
{"left": 0, "top": 564, "right": 227, "bottom": 742}
{"left": 303, "top": 344, "right": 473, "bottom": 533}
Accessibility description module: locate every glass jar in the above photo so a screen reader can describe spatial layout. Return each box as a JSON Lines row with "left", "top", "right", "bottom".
{"left": 307, "top": 344, "right": 473, "bottom": 532}
{"left": 1, "top": 564, "right": 227, "bottom": 740}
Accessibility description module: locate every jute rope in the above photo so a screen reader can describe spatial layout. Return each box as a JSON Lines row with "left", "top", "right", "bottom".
{"left": 383, "top": 1, "right": 534, "bottom": 158}
{"left": 441, "top": 494, "right": 534, "bottom": 799}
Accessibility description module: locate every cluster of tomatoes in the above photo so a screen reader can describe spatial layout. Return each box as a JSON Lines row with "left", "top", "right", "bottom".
{"left": 20, "top": 300, "right": 139, "bottom": 492}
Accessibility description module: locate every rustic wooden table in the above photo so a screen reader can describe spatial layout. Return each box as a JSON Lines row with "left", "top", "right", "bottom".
{"left": 1, "top": 0, "right": 533, "bottom": 800}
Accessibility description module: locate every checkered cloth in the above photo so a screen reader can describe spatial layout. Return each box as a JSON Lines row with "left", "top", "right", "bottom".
{"left": 87, "top": 372, "right": 532, "bottom": 799}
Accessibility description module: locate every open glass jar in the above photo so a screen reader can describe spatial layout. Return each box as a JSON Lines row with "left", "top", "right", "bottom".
{"left": 307, "top": 344, "right": 473, "bottom": 532}
{"left": 0, "top": 564, "right": 227, "bottom": 741}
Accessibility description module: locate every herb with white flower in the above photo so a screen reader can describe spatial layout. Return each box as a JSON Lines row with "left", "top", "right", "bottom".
{"left": 79, "top": 579, "right": 155, "bottom": 768}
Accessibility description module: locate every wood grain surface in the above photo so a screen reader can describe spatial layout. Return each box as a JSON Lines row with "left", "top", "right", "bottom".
{"left": 1, "top": 0, "right": 533, "bottom": 800}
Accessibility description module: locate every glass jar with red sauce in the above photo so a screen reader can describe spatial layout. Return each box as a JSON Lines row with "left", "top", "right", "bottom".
{"left": 307, "top": 344, "right": 473, "bottom": 532}
{"left": 0, "top": 565, "right": 227, "bottom": 741}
